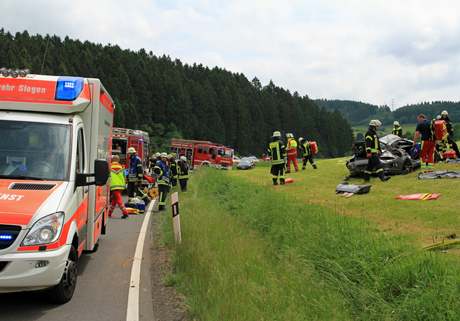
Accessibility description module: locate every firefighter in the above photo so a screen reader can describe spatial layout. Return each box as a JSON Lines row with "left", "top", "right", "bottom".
{"left": 392, "top": 121, "right": 402, "bottom": 137}
{"left": 154, "top": 152, "right": 170, "bottom": 211}
{"left": 364, "top": 120, "right": 391, "bottom": 182}
{"left": 268, "top": 131, "right": 287, "bottom": 185}
{"left": 168, "top": 154, "right": 178, "bottom": 187}
{"left": 285, "top": 133, "right": 299, "bottom": 173}
{"left": 150, "top": 152, "right": 160, "bottom": 170}
{"left": 178, "top": 156, "right": 189, "bottom": 192}
{"left": 413, "top": 114, "right": 436, "bottom": 173}
{"left": 441, "top": 110, "right": 460, "bottom": 158}
{"left": 108, "top": 155, "right": 130, "bottom": 219}
{"left": 298, "top": 137, "right": 317, "bottom": 169}
{"left": 127, "top": 147, "right": 150, "bottom": 206}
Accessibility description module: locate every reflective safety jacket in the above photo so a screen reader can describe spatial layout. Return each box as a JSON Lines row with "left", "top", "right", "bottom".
{"left": 444, "top": 117, "right": 454, "bottom": 137}
{"left": 128, "top": 155, "right": 144, "bottom": 182}
{"left": 286, "top": 138, "right": 298, "bottom": 156}
{"left": 299, "top": 140, "right": 312, "bottom": 156}
{"left": 169, "top": 159, "right": 178, "bottom": 179}
{"left": 365, "top": 129, "right": 381, "bottom": 154}
{"left": 110, "top": 162, "right": 126, "bottom": 191}
{"left": 154, "top": 160, "right": 171, "bottom": 185}
{"left": 268, "top": 138, "right": 287, "bottom": 165}
{"left": 392, "top": 126, "right": 402, "bottom": 137}
{"left": 178, "top": 161, "right": 189, "bottom": 179}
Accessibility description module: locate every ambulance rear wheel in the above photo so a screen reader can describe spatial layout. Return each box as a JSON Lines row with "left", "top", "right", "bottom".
{"left": 46, "top": 246, "right": 78, "bottom": 304}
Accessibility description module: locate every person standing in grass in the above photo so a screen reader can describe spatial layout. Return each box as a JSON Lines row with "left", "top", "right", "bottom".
{"left": 298, "top": 137, "right": 317, "bottom": 170}
{"left": 268, "top": 131, "right": 287, "bottom": 185}
{"left": 168, "top": 154, "right": 178, "bottom": 188}
{"left": 392, "top": 121, "right": 402, "bottom": 137}
{"left": 178, "top": 156, "right": 189, "bottom": 192}
{"left": 364, "top": 120, "right": 391, "bottom": 182}
{"left": 413, "top": 114, "right": 435, "bottom": 173}
{"left": 154, "top": 152, "right": 171, "bottom": 211}
{"left": 285, "top": 133, "right": 299, "bottom": 173}
{"left": 441, "top": 110, "right": 460, "bottom": 158}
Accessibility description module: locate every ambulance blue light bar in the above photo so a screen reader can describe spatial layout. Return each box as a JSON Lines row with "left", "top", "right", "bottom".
{"left": 55, "top": 77, "right": 84, "bottom": 100}
{"left": 0, "top": 234, "right": 13, "bottom": 240}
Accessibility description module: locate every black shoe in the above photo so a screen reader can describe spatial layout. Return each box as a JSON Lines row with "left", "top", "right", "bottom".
{"left": 280, "top": 179, "right": 285, "bottom": 185}
{"left": 121, "top": 214, "right": 129, "bottom": 219}
{"left": 160, "top": 207, "right": 167, "bottom": 211}
{"left": 380, "top": 177, "right": 391, "bottom": 182}
{"left": 273, "top": 181, "right": 278, "bottom": 185}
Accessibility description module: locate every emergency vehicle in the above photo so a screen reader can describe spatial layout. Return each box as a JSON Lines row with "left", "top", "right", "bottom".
{"left": 111, "top": 127, "right": 151, "bottom": 172}
{"left": 170, "top": 139, "right": 233, "bottom": 170}
{"left": 0, "top": 69, "right": 113, "bottom": 303}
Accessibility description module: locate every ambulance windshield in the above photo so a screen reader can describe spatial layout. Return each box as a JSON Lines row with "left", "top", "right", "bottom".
{"left": 0, "top": 121, "right": 70, "bottom": 181}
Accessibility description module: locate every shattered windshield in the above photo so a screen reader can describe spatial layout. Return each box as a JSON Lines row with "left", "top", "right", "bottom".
{"left": 0, "top": 121, "right": 71, "bottom": 181}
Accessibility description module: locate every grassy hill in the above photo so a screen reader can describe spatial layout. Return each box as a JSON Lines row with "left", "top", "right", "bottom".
{"left": 157, "top": 159, "right": 460, "bottom": 320}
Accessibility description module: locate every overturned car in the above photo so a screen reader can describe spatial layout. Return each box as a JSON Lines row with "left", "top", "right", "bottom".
{"left": 345, "top": 134, "right": 436, "bottom": 177}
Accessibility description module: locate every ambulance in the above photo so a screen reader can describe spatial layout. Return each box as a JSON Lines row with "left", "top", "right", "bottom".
{"left": 170, "top": 138, "right": 234, "bottom": 170}
{"left": 0, "top": 68, "right": 113, "bottom": 303}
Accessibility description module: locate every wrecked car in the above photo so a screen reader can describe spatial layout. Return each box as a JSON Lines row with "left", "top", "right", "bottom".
{"left": 345, "top": 134, "right": 439, "bottom": 177}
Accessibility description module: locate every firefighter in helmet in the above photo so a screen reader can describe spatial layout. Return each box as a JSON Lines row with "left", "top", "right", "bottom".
{"left": 154, "top": 152, "right": 171, "bottom": 211}
{"left": 392, "top": 121, "right": 402, "bottom": 137}
{"left": 285, "top": 133, "right": 299, "bottom": 173}
{"left": 364, "top": 120, "right": 391, "bottom": 182}
{"left": 441, "top": 110, "right": 460, "bottom": 158}
{"left": 168, "top": 154, "right": 178, "bottom": 188}
{"left": 298, "top": 137, "right": 317, "bottom": 169}
{"left": 178, "top": 156, "right": 189, "bottom": 192}
{"left": 268, "top": 131, "right": 287, "bottom": 185}
{"left": 127, "top": 147, "right": 150, "bottom": 205}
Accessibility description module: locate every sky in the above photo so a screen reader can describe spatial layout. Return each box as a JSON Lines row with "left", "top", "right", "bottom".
{"left": 2, "top": 0, "right": 460, "bottom": 108}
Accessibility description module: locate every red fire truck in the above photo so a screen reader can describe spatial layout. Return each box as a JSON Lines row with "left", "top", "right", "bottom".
{"left": 170, "top": 139, "right": 234, "bottom": 170}
{"left": 111, "top": 127, "right": 152, "bottom": 173}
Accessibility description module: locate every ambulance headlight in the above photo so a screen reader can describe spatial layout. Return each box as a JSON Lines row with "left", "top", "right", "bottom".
{"left": 21, "top": 212, "right": 65, "bottom": 246}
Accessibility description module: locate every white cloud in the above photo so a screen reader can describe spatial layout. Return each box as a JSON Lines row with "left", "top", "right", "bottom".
{"left": 2, "top": 0, "right": 460, "bottom": 108}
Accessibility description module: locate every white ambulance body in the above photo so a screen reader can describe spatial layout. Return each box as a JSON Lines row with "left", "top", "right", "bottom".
{"left": 0, "top": 71, "right": 113, "bottom": 303}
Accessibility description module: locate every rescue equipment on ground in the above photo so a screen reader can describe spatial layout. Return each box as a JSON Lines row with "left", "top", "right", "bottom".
{"left": 418, "top": 170, "right": 460, "bottom": 179}
{"left": 143, "top": 174, "right": 156, "bottom": 183}
{"left": 396, "top": 193, "right": 440, "bottom": 200}
{"left": 310, "top": 141, "right": 318, "bottom": 155}
{"left": 284, "top": 178, "right": 294, "bottom": 184}
{"left": 335, "top": 182, "right": 372, "bottom": 195}
{"left": 443, "top": 151, "right": 456, "bottom": 159}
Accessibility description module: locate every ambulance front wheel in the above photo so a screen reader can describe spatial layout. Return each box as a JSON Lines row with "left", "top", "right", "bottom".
{"left": 46, "top": 246, "right": 78, "bottom": 304}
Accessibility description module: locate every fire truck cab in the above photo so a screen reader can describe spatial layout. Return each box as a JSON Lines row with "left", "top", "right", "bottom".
{"left": 170, "top": 139, "right": 233, "bottom": 170}
{"left": 111, "top": 127, "right": 151, "bottom": 173}
{"left": 0, "top": 70, "right": 113, "bottom": 303}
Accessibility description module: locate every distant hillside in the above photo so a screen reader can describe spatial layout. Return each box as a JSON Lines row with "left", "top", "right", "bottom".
{"left": 316, "top": 99, "right": 460, "bottom": 126}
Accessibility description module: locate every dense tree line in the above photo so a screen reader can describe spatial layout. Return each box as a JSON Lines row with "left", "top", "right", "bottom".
{"left": 316, "top": 98, "right": 460, "bottom": 127}
{"left": 0, "top": 29, "right": 355, "bottom": 157}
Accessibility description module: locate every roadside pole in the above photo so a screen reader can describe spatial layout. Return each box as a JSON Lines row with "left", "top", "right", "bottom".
{"left": 171, "top": 192, "right": 181, "bottom": 244}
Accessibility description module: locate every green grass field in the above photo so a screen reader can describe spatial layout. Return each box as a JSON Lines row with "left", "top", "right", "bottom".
{"left": 158, "top": 159, "right": 460, "bottom": 320}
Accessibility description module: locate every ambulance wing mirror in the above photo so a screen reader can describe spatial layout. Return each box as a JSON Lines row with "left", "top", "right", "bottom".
{"left": 76, "top": 159, "right": 109, "bottom": 187}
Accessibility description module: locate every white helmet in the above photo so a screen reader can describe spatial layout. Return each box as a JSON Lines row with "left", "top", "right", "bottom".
{"left": 127, "top": 147, "right": 137, "bottom": 154}
{"left": 393, "top": 121, "right": 400, "bottom": 126}
{"left": 298, "top": 137, "right": 304, "bottom": 142}
{"left": 160, "top": 152, "right": 168, "bottom": 158}
{"left": 272, "top": 131, "right": 281, "bottom": 137}
{"left": 442, "top": 110, "right": 448, "bottom": 116}
{"left": 286, "top": 133, "right": 291, "bottom": 138}
{"left": 180, "top": 156, "right": 187, "bottom": 161}
{"left": 437, "top": 115, "right": 442, "bottom": 120}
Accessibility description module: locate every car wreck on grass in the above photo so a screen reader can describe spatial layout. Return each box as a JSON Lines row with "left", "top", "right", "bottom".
{"left": 345, "top": 134, "right": 440, "bottom": 178}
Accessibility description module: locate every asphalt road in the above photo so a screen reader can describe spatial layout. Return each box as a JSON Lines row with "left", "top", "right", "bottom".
{"left": 0, "top": 195, "right": 157, "bottom": 321}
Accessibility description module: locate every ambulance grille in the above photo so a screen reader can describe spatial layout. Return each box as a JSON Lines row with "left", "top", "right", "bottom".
{"left": 0, "top": 261, "right": 8, "bottom": 272}
{"left": 0, "top": 225, "right": 21, "bottom": 250}
{"left": 9, "top": 183, "right": 57, "bottom": 191}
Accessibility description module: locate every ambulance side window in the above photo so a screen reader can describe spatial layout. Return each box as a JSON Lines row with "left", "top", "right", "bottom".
{"left": 76, "top": 128, "right": 85, "bottom": 173}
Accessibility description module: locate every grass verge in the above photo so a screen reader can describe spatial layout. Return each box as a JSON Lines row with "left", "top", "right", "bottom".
{"left": 158, "top": 166, "right": 460, "bottom": 320}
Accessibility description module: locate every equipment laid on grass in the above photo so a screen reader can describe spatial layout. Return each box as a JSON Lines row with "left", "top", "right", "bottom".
{"left": 396, "top": 193, "right": 440, "bottom": 200}
{"left": 335, "top": 182, "right": 372, "bottom": 195}
{"left": 418, "top": 170, "right": 460, "bottom": 179}
{"left": 284, "top": 178, "right": 294, "bottom": 184}
{"left": 443, "top": 151, "right": 457, "bottom": 159}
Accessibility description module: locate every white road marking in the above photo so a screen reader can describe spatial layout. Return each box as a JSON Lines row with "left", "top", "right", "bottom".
{"left": 126, "top": 200, "right": 155, "bottom": 321}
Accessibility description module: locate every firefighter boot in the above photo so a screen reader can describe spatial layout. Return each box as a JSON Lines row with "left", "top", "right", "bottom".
{"left": 280, "top": 178, "right": 285, "bottom": 185}
{"left": 363, "top": 172, "right": 371, "bottom": 183}
{"left": 313, "top": 164, "right": 317, "bottom": 169}
{"left": 380, "top": 176, "right": 391, "bottom": 182}
{"left": 273, "top": 178, "right": 278, "bottom": 185}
